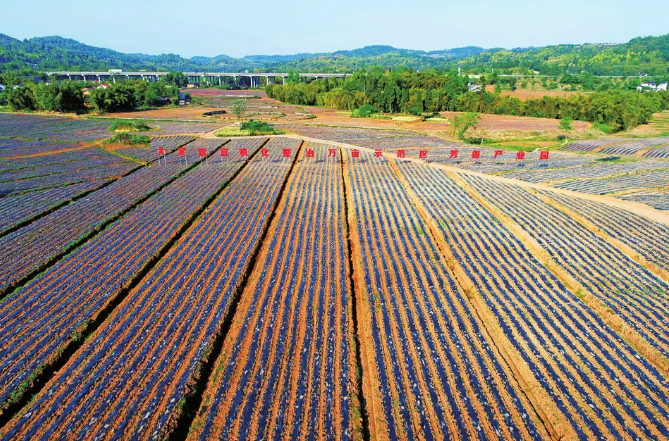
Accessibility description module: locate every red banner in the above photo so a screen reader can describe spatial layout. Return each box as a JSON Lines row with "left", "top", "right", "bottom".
{"left": 540, "top": 151, "right": 550, "bottom": 160}
{"left": 419, "top": 150, "right": 428, "bottom": 159}
{"left": 157, "top": 147, "right": 165, "bottom": 156}
{"left": 220, "top": 148, "right": 229, "bottom": 157}
{"left": 450, "top": 149, "right": 459, "bottom": 159}
{"left": 516, "top": 151, "right": 526, "bottom": 160}
{"left": 178, "top": 147, "right": 186, "bottom": 156}
{"left": 198, "top": 148, "right": 207, "bottom": 157}
{"left": 472, "top": 150, "right": 481, "bottom": 159}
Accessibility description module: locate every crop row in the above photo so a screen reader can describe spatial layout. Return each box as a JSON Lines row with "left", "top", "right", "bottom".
{"left": 553, "top": 169, "right": 669, "bottom": 194}
{"left": 0, "top": 114, "right": 109, "bottom": 143}
{"left": 463, "top": 175, "right": 669, "bottom": 361}
{"left": 561, "top": 138, "right": 629, "bottom": 152}
{"left": 0, "top": 137, "right": 264, "bottom": 422}
{"left": 0, "top": 147, "right": 116, "bottom": 172}
{"left": 189, "top": 142, "right": 356, "bottom": 440}
{"left": 0, "top": 137, "right": 195, "bottom": 294}
{"left": 536, "top": 190, "right": 669, "bottom": 272}
{"left": 110, "top": 135, "right": 195, "bottom": 162}
{"left": 0, "top": 138, "right": 301, "bottom": 440}
{"left": 0, "top": 151, "right": 127, "bottom": 183}
{"left": 0, "top": 161, "right": 136, "bottom": 197}
{"left": 399, "top": 162, "right": 669, "bottom": 439}
{"left": 0, "top": 139, "right": 80, "bottom": 160}
{"left": 0, "top": 180, "right": 109, "bottom": 234}
{"left": 620, "top": 189, "right": 669, "bottom": 210}
{"left": 504, "top": 160, "right": 668, "bottom": 184}
{"left": 135, "top": 121, "right": 223, "bottom": 136}
{"left": 643, "top": 144, "right": 669, "bottom": 159}
{"left": 338, "top": 135, "right": 454, "bottom": 150}
{"left": 276, "top": 125, "right": 415, "bottom": 142}
{"left": 599, "top": 137, "right": 669, "bottom": 155}
{"left": 454, "top": 156, "right": 591, "bottom": 174}
{"left": 346, "top": 151, "right": 544, "bottom": 439}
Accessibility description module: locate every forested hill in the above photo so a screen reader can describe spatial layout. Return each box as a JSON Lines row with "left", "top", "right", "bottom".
{"left": 0, "top": 32, "right": 668, "bottom": 76}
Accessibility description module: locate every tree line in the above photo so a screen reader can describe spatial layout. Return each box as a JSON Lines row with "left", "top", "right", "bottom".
{"left": 0, "top": 73, "right": 187, "bottom": 113}
{"left": 265, "top": 69, "right": 669, "bottom": 130}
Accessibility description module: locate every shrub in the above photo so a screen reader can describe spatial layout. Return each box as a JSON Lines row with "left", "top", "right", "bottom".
{"left": 105, "top": 133, "right": 150, "bottom": 145}
{"left": 239, "top": 120, "right": 284, "bottom": 135}
{"left": 108, "top": 120, "right": 151, "bottom": 132}
{"left": 351, "top": 104, "right": 379, "bottom": 118}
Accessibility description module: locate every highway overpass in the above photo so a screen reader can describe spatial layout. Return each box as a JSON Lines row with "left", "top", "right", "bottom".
{"left": 45, "top": 71, "right": 352, "bottom": 86}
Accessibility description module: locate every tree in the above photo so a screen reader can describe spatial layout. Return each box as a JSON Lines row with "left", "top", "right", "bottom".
{"left": 286, "top": 70, "right": 300, "bottom": 85}
{"left": 231, "top": 99, "right": 246, "bottom": 120}
{"left": 161, "top": 72, "right": 188, "bottom": 88}
{"left": 6, "top": 86, "right": 36, "bottom": 111}
{"left": 558, "top": 117, "right": 573, "bottom": 132}
{"left": 58, "top": 81, "right": 85, "bottom": 112}
{"left": 89, "top": 83, "right": 136, "bottom": 113}
{"left": 558, "top": 117, "right": 574, "bottom": 143}
{"left": 34, "top": 83, "right": 60, "bottom": 111}
{"left": 451, "top": 112, "right": 480, "bottom": 141}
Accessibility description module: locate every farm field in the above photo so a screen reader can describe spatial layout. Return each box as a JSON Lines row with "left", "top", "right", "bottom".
{"left": 1, "top": 112, "right": 669, "bottom": 439}
{"left": 189, "top": 142, "right": 357, "bottom": 440}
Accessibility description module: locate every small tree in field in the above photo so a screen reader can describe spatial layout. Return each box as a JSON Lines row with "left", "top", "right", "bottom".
{"left": 559, "top": 117, "right": 573, "bottom": 143}
{"left": 451, "top": 112, "right": 480, "bottom": 141}
{"left": 231, "top": 99, "right": 246, "bottom": 121}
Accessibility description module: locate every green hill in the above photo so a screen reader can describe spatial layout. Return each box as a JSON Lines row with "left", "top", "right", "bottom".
{"left": 0, "top": 32, "right": 668, "bottom": 76}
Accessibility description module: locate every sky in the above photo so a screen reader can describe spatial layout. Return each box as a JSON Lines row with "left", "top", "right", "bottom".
{"left": 3, "top": 0, "right": 668, "bottom": 58}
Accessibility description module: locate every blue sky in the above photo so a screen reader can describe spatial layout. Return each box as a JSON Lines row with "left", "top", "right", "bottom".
{"left": 3, "top": 0, "right": 668, "bottom": 58}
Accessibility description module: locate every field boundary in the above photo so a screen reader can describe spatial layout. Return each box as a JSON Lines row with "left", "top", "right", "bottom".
{"left": 387, "top": 158, "right": 567, "bottom": 440}
{"left": 0, "top": 139, "right": 242, "bottom": 426}
{"left": 164, "top": 139, "right": 303, "bottom": 441}
{"left": 0, "top": 180, "right": 112, "bottom": 239}
{"left": 533, "top": 190, "right": 669, "bottom": 285}
{"left": 276, "top": 134, "right": 669, "bottom": 227}
{"left": 0, "top": 137, "right": 195, "bottom": 301}
{"left": 340, "top": 151, "right": 375, "bottom": 441}
{"left": 446, "top": 171, "right": 669, "bottom": 380}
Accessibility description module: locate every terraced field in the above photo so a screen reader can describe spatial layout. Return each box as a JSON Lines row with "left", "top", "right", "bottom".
{"left": 561, "top": 138, "right": 629, "bottom": 152}
{"left": 464, "top": 175, "right": 669, "bottom": 363}
{"left": 2, "top": 113, "right": 669, "bottom": 440}
{"left": 552, "top": 169, "right": 669, "bottom": 194}
{"left": 620, "top": 189, "right": 669, "bottom": 210}
{"left": 598, "top": 137, "right": 669, "bottom": 155}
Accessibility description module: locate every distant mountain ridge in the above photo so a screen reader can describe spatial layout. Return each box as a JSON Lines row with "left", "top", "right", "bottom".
{"left": 1, "top": 33, "right": 668, "bottom": 76}
{"left": 0, "top": 35, "right": 482, "bottom": 72}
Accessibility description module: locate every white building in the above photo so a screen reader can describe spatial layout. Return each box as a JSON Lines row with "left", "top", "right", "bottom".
{"left": 637, "top": 82, "right": 668, "bottom": 92}
{"left": 468, "top": 83, "right": 482, "bottom": 92}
